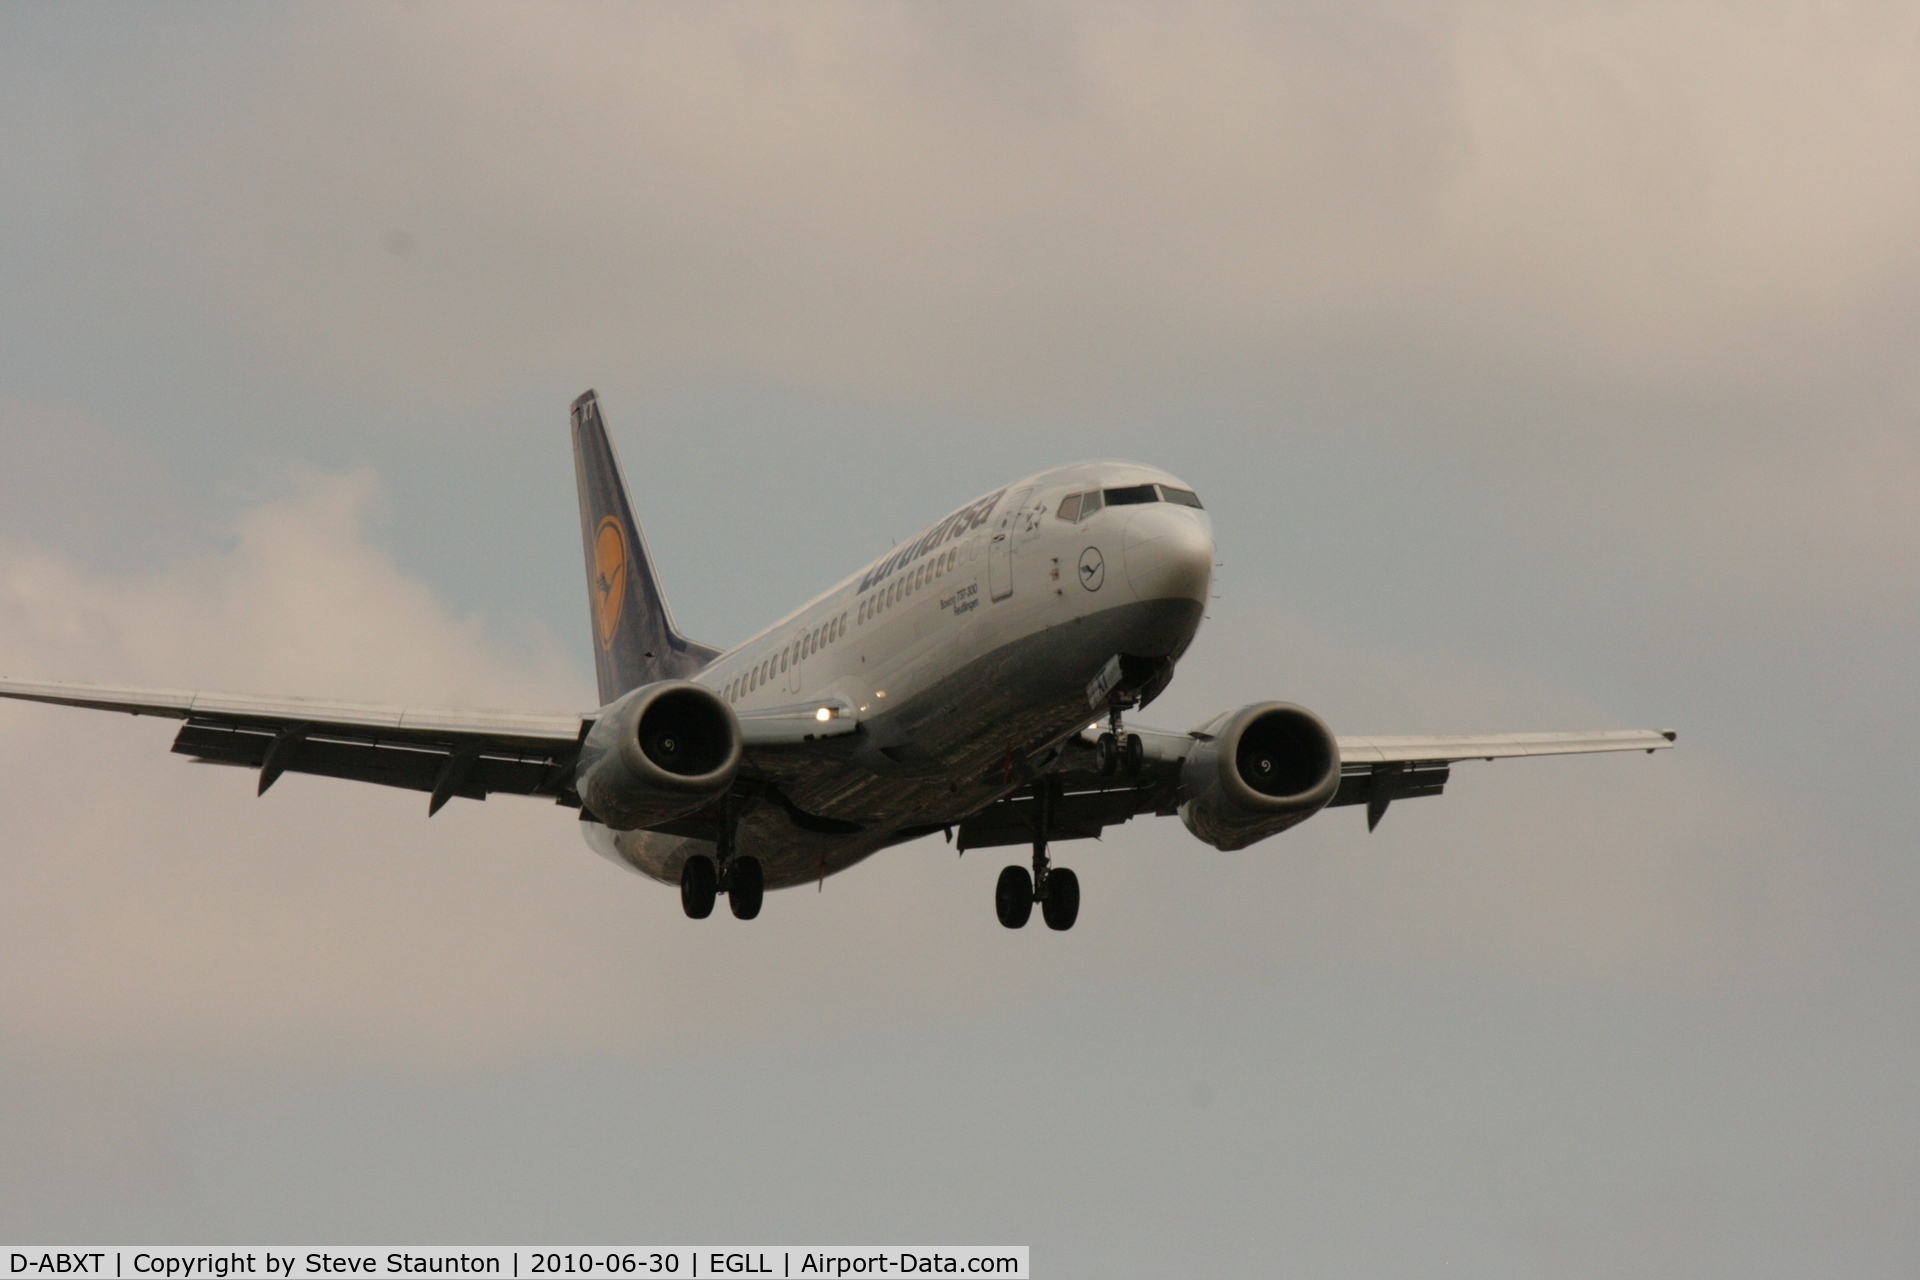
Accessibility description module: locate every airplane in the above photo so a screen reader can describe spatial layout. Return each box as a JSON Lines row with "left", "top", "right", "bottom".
{"left": 0, "top": 391, "right": 1674, "bottom": 931}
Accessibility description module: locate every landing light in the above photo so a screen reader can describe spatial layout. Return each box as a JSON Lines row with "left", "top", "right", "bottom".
{"left": 815, "top": 707, "right": 833, "bottom": 722}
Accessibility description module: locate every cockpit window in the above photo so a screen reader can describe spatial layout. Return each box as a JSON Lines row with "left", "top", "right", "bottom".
{"left": 1056, "top": 493, "right": 1082, "bottom": 522}
{"left": 1160, "top": 485, "right": 1203, "bottom": 509}
{"left": 1079, "top": 490, "right": 1103, "bottom": 517}
{"left": 1103, "top": 484, "right": 1159, "bottom": 506}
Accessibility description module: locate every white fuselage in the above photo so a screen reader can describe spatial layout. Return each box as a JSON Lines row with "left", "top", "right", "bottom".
{"left": 585, "top": 460, "right": 1215, "bottom": 889}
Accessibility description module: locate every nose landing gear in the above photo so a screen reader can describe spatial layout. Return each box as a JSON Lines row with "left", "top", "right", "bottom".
{"left": 996, "top": 782, "right": 1080, "bottom": 931}
{"left": 1095, "top": 701, "right": 1144, "bottom": 778}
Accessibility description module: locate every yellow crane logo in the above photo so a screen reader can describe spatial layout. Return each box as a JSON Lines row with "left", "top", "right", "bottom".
{"left": 593, "top": 516, "right": 628, "bottom": 649}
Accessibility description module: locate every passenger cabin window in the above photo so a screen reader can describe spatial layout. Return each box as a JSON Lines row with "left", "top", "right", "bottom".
{"left": 1160, "top": 485, "right": 1204, "bottom": 508}
{"left": 1056, "top": 494, "right": 1082, "bottom": 522}
{"left": 1104, "top": 483, "right": 1159, "bottom": 506}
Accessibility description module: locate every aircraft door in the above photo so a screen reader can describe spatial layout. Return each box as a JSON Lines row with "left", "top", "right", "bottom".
{"left": 988, "top": 487, "right": 1030, "bottom": 602}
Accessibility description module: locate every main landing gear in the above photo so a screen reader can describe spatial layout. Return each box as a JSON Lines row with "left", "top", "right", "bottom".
{"left": 1095, "top": 701, "right": 1144, "bottom": 778}
{"left": 996, "top": 782, "right": 1080, "bottom": 931}
{"left": 680, "top": 852, "right": 763, "bottom": 920}
{"left": 681, "top": 793, "right": 763, "bottom": 920}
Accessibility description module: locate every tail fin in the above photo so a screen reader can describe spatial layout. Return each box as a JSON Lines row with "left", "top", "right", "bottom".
{"left": 571, "top": 390, "right": 720, "bottom": 706}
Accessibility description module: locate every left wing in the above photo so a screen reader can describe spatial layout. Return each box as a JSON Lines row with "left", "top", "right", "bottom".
{"left": 0, "top": 677, "right": 867, "bottom": 820}
{"left": 0, "top": 677, "right": 589, "bottom": 815}
{"left": 954, "top": 724, "right": 1676, "bottom": 850}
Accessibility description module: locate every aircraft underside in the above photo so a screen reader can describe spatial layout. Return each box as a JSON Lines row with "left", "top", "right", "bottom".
{"left": 592, "top": 595, "right": 1205, "bottom": 893}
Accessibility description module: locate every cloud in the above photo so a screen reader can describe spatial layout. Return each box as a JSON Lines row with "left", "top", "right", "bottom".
{"left": 35, "top": 1, "right": 1910, "bottom": 623}
{"left": 68, "top": 2, "right": 1918, "bottom": 406}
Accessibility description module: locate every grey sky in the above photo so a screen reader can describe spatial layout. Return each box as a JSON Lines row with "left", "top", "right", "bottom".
{"left": 1, "top": 3, "right": 1916, "bottom": 1274}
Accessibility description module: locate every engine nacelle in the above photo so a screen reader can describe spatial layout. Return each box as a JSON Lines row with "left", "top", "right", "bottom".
{"left": 1179, "top": 702, "right": 1341, "bottom": 851}
{"left": 576, "top": 680, "right": 741, "bottom": 831}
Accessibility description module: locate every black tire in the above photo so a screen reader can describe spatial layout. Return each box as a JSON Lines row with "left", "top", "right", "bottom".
{"left": 728, "top": 855, "right": 764, "bottom": 920}
{"left": 1096, "top": 732, "right": 1118, "bottom": 776}
{"left": 995, "top": 865, "right": 1033, "bottom": 929}
{"left": 1123, "top": 732, "right": 1145, "bottom": 777}
{"left": 1042, "top": 866, "right": 1080, "bottom": 931}
{"left": 680, "top": 855, "right": 717, "bottom": 919}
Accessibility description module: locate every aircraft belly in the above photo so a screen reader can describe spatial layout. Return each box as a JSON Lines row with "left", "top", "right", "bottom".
{"left": 584, "top": 595, "right": 1202, "bottom": 895}
{"left": 596, "top": 814, "right": 886, "bottom": 892}
{"left": 792, "top": 595, "right": 1202, "bottom": 827}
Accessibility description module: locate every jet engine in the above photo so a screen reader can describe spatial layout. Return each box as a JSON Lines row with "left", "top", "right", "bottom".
{"left": 1179, "top": 702, "right": 1341, "bottom": 851}
{"left": 576, "top": 680, "right": 741, "bottom": 830}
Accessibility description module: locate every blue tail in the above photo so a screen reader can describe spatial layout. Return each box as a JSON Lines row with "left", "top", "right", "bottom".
{"left": 571, "top": 390, "right": 720, "bottom": 705}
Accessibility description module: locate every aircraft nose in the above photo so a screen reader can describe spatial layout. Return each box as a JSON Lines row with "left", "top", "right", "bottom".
{"left": 1122, "top": 505, "right": 1214, "bottom": 604}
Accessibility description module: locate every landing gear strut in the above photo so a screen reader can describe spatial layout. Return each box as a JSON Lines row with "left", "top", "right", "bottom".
{"left": 996, "top": 781, "right": 1079, "bottom": 931}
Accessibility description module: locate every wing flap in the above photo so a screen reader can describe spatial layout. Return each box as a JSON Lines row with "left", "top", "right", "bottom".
{"left": 170, "top": 721, "right": 570, "bottom": 801}
{"left": 955, "top": 786, "right": 1144, "bottom": 852}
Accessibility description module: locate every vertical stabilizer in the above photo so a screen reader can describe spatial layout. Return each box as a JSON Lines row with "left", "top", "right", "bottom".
{"left": 571, "top": 390, "right": 720, "bottom": 705}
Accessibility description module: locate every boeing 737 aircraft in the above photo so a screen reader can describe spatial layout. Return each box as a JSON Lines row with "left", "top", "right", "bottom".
{"left": 0, "top": 392, "right": 1672, "bottom": 930}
